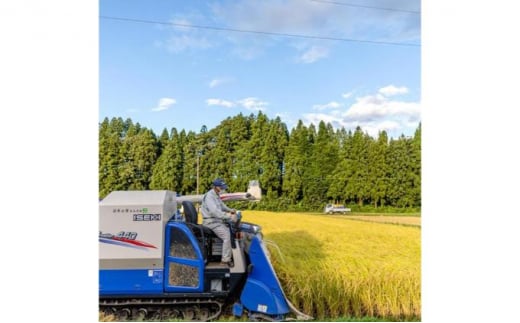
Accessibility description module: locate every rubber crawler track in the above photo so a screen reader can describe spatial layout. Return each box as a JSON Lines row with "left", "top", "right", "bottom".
{"left": 100, "top": 297, "right": 223, "bottom": 321}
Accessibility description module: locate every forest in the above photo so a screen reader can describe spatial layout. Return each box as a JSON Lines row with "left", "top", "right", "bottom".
{"left": 99, "top": 112, "right": 421, "bottom": 212}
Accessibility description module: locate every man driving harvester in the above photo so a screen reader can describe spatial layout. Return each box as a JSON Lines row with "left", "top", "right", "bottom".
{"left": 201, "top": 178, "right": 237, "bottom": 267}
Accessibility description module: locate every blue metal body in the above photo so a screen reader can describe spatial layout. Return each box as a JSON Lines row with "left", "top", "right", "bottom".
{"left": 100, "top": 218, "right": 293, "bottom": 319}
{"left": 232, "top": 302, "right": 244, "bottom": 317}
{"left": 240, "top": 236, "right": 290, "bottom": 316}
{"left": 99, "top": 221, "right": 205, "bottom": 295}
{"left": 99, "top": 269, "right": 164, "bottom": 295}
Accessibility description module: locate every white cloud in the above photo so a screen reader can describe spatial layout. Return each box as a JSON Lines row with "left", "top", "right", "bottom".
{"left": 303, "top": 112, "right": 342, "bottom": 127}
{"left": 209, "top": 79, "right": 224, "bottom": 88}
{"left": 152, "top": 98, "right": 177, "bottom": 112}
{"left": 206, "top": 98, "right": 236, "bottom": 108}
{"left": 302, "top": 87, "right": 420, "bottom": 138}
{"left": 165, "top": 34, "right": 212, "bottom": 53}
{"left": 312, "top": 101, "right": 342, "bottom": 111}
{"left": 159, "top": 1, "right": 419, "bottom": 61}
{"left": 237, "top": 97, "right": 268, "bottom": 111}
{"left": 210, "top": 0, "right": 420, "bottom": 55}
{"left": 379, "top": 85, "right": 409, "bottom": 96}
{"left": 339, "top": 85, "right": 417, "bottom": 125}
{"left": 206, "top": 97, "right": 268, "bottom": 111}
{"left": 209, "top": 77, "right": 233, "bottom": 88}
{"left": 212, "top": 0, "right": 346, "bottom": 36}
{"left": 344, "top": 95, "right": 419, "bottom": 122}
{"left": 162, "top": 17, "right": 213, "bottom": 53}
{"left": 342, "top": 91, "right": 354, "bottom": 99}
{"left": 299, "top": 46, "right": 329, "bottom": 63}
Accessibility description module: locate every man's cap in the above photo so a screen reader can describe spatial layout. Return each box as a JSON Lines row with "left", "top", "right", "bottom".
{"left": 212, "top": 178, "right": 228, "bottom": 190}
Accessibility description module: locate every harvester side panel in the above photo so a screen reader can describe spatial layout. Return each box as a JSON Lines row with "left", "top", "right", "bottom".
{"left": 99, "top": 190, "right": 177, "bottom": 296}
{"left": 100, "top": 268, "right": 164, "bottom": 295}
{"left": 240, "top": 236, "right": 290, "bottom": 316}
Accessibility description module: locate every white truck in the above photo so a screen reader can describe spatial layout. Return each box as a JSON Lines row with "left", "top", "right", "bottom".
{"left": 324, "top": 204, "right": 351, "bottom": 214}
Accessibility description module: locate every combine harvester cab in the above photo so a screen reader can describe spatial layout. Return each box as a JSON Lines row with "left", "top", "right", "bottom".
{"left": 99, "top": 189, "right": 311, "bottom": 321}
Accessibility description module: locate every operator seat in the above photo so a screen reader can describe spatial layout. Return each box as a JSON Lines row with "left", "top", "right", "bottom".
{"left": 181, "top": 200, "right": 217, "bottom": 262}
{"left": 181, "top": 200, "right": 220, "bottom": 238}
{"left": 182, "top": 200, "right": 199, "bottom": 224}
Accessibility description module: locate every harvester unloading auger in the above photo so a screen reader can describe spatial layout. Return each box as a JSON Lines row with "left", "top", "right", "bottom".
{"left": 99, "top": 181, "right": 313, "bottom": 321}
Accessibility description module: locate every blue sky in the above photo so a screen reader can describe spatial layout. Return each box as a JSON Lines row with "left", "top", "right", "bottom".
{"left": 100, "top": 0, "right": 421, "bottom": 138}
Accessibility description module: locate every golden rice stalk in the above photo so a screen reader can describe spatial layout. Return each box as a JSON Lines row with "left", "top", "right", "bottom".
{"left": 243, "top": 211, "right": 421, "bottom": 320}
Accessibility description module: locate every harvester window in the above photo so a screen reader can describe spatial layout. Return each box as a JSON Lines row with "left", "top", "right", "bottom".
{"left": 169, "top": 227, "right": 197, "bottom": 260}
{"left": 168, "top": 262, "right": 199, "bottom": 287}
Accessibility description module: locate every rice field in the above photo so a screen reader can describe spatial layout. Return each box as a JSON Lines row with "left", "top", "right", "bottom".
{"left": 243, "top": 211, "right": 421, "bottom": 321}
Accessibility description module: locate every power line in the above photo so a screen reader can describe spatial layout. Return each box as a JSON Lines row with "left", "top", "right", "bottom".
{"left": 100, "top": 15, "right": 420, "bottom": 47}
{"left": 309, "top": 0, "right": 421, "bottom": 14}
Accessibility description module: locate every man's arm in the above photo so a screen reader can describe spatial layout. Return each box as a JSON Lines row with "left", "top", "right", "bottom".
{"left": 205, "top": 192, "right": 232, "bottom": 220}
{"left": 218, "top": 199, "right": 235, "bottom": 213}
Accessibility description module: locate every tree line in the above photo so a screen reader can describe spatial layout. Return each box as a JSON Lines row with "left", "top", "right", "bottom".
{"left": 99, "top": 112, "right": 420, "bottom": 211}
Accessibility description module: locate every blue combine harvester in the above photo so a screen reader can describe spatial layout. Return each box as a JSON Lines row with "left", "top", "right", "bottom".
{"left": 99, "top": 189, "right": 311, "bottom": 321}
